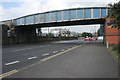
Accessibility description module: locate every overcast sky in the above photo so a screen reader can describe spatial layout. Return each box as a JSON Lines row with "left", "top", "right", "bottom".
{"left": 0, "top": 0, "right": 118, "bottom": 33}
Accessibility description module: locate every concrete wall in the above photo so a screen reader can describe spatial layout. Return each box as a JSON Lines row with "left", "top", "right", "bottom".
{"left": 14, "top": 27, "right": 37, "bottom": 44}
{"left": 2, "top": 25, "right": 9, "bottom": 46}
{"left": 0, "top": 25, "right": 2, "bottom": 76}
{"left": 2, "top": 25, "right": 38, "bottom": 46}
{"left": 37, "top": 37, "right": 78, "bottom": 42}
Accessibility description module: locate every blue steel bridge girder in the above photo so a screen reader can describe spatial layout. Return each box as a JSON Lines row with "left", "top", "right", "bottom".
{"left": 11, "top": 7, "right": 108, "bottom": 27}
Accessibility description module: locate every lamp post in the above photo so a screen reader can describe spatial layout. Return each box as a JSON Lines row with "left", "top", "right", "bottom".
{"left": 94, "top": 26, "right": 97, "bottom": 37}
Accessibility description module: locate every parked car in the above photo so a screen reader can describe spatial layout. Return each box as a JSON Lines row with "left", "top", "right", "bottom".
{"left": 84, "top": 37, "right": 89, "bottom": 41}
{"left": 97, "top": 36, "right": 103, "bottom": 40}
{"left": 92, "top": 37, "right": 97, "bottom": 41}
{"left": 89, "top": 37, "right": 93, "bottom": 41}
{"left": 84, "top": 37, "right": 97, "bottom": 41}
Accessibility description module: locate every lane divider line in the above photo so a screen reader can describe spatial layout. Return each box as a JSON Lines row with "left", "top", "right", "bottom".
{"left": 28, "top": 56, "right": 37, "bottom": 60}
{"left": 42, "top": 53, "right": 50, "bottom": 56}
{"left": 27, "top": 48, "right": 32, "bottom": 49}
{"left": 19, "top": 45, "right": 84, "bottom": 71}
{"left": 53, "top": 51, "right": 58, "bottom": 54}
{"left": 13, "top": 47, "right": 36, "bottom": 52}
{"left": 13, "top": 49, "right": 26, "bottom": 52}
{"left": 0, "top": 69, "right": 18, "bottom": 78}
{"left": 5, "top": 61, "right": 19, "bottom": 66}
{"left": 41, "top": 44, "right": 84, "bottom": 62}
{"left": 12, "top": 45, "right": 51, "bottom": 52}
{"left": 61, "top": 49, "right": 65, "bottom": 51}
{"left": 46, "top": 45, "right": 50, "bottom": 46}
{"left": 74, "top": 45, "right": 77, "bottom": 46}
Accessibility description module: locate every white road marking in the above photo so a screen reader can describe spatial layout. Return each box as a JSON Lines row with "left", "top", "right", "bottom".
{"left": 41, "top": 46, "right": 77, "bottom": 62}
{"left": 27, "top": 48, "right": 32, "bottom": 49}
{"left": 5, "top": 61, "right": 19, "bottom": 66}
{"left": 12, "top": 45, "right": 49, "bottom": 52}
{"left": 13, "top": 46, "right": 45, "bottom": 52}
{"left": 46, "top": 45, "right": 50, "bottom": 46}
{"left": 13, "top": 49, "right": 27, "bottom": 52}
{"left": 61, "top": 49, "right": 65, "bottom": 51}
{"left": 28, "top": 56, "right": 37, "bottom": 60}
{"left": 13, "top": 47, "right": 33, "bottom": 52}
{"left": 53, "top": 51, "right": 58, "bottom": 53}
{"left": 42, "top": 53, "right": 50, "bottom": 56}
{"left": 41, "top": 44, "right": 85, "bottom": 62}
{"left": 75, "top": 45, "right": 77, "bottom": 46}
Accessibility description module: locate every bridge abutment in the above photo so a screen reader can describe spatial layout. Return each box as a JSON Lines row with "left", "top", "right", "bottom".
{"left": 15, "top": 26, "right": 37, "bottom": 44}
{"left": 2, "top": 25, "right": 9, "bottom": 46}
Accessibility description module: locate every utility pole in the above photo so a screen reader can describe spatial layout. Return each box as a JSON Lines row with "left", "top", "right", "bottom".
{"left": 48, "top": 27, "right": 49, "bottom": 37}
{"left": 94, "top": 26, "right": 97, "bottom": 37}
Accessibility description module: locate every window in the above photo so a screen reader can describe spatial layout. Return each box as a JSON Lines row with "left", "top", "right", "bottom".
{"left": 101, "top": 8, "right": 107, "bottom": 17}
{"left": 40, "top": 14, "right": 45, "bottom": 23}
{"left": 25, "top": 16, "right": 34, "bottom": 25}
{"left": 107, "top": 20, "right": 116, "bottom": 26}
{"left": 16, "top": 19, "right": 20, "bottom": 25}
{"left": 35, "top": 14, "right": 40, "bottom": 24}
{"left": 45, "top": 13, "right": 50, "bottom": 23}
{"left": 85, "top": 9, "right": 91, "bottom": 18}
{"left": 93, "top": 9, "right": 100, "bottom": 18}
{"left": 50, "top": 12, "right": 56, "bottom": 22}
{"left": 70, "top": 10, "right": 76, "bottom": 20}
{"left": 21, "top": 18, "right": 24, "bottom": 25}
{"left": 56, "top": 11, "right": 62, "bottom": 21}
{"left": 77, "top": 9, "right": 84, "bottom": 19}
{"left": 16, "top": 18, "right": 24, "bottom": 25}
{"left": 63, "top": 10, "right": 69, "bottom": 20}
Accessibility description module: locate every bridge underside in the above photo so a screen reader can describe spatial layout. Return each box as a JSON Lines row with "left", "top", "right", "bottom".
{"left": 17, "top": 18, "right": 105, "bottom": 28}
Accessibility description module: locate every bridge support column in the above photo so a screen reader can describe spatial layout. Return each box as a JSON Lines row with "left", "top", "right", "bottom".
{"left": 37, "top": 28, "right": 42, "bottom": 37}
{"left": 100, "top": 24, "right": 106, "bottom": 44}
{"left": 15, "top": 27, "right": 37, "bottom": 44}
{"left": 2, "top": 25, "right": 8, "bottom": 45}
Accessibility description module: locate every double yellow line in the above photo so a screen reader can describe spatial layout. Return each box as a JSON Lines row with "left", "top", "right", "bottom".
{"left": 0, "top": 69, "right": 18, "bottom": 78}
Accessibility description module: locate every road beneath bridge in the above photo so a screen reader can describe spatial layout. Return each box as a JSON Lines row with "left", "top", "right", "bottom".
{"left": 2, "top": 39, "right": 118, "bottom": 78}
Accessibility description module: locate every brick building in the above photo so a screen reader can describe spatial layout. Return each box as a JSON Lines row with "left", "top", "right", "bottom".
{"left": 105, "top": 18, "right": 120, "bottom": 45}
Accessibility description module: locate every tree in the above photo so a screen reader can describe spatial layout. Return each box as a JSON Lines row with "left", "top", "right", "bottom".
{"left": 81, "top": 32, "right": 92, "bottom": 38}
{"left": 48, "top": 33, "right": 54, "bottom": 37}
{"left": 97, "top": 28, "right": 101, "bottom": 36}
{"left": 108, "top": 1, "right": 120, "bottom": 29}
{"left": 108, "top": 1, "right": 120, "bottom": 54}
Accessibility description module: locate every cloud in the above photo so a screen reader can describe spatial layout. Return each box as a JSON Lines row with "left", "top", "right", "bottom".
{"left": 1, "top": 0, "right": 118, "bottom": 21}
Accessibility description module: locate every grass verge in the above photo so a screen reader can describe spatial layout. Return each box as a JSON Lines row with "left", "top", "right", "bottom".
{"left": 108, "top": 46, "right": 119, "bottom": 62}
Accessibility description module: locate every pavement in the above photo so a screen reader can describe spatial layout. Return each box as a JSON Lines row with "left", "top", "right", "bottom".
{"left": 2, "top": 40, "right": 118, "bottom": 78}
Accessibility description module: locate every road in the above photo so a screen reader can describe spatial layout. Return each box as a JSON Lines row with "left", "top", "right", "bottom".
{"left": 1, "top": 39, "right": 118, "bottom": 78}
{"left": 2, "top": 40, "right": 84, "bottom": 73}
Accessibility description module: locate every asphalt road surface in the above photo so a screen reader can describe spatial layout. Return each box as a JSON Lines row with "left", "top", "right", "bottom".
{"left": 2, "top": 39, "right": 118, "bottom": 78}
{"left": 2, "top": 40, "right": 83, "bottom": 73}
